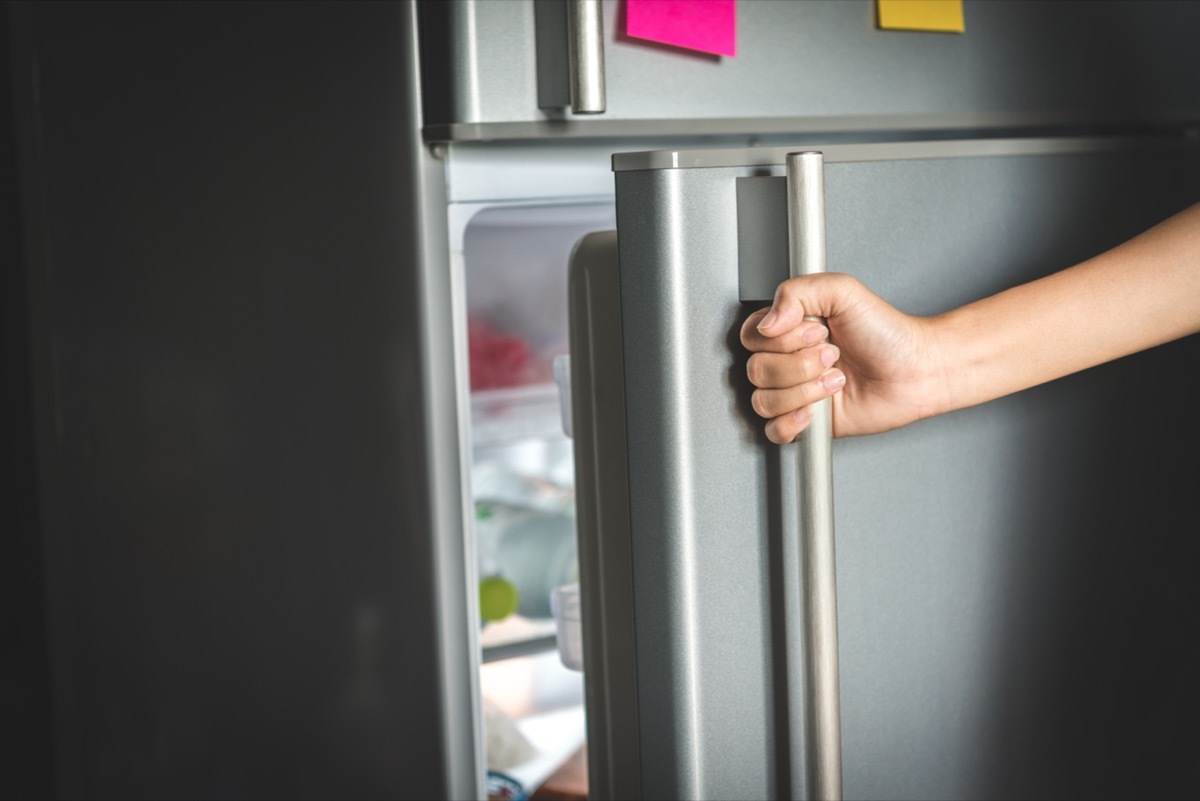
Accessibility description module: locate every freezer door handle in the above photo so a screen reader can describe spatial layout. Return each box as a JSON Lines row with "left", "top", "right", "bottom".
{"left": 567, "top": 0, "right": 606, "bottom": 113}
{"left": 786, "top": 151, "right": 844, "bottom": 801}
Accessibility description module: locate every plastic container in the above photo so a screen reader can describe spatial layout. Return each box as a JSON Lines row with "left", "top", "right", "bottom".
{"left": 486, "top": 769, "right": 528, "bottom": 801}
{"left": 552, "top": 354, "right": 572, "bottom": 439}
{"left": 550, "top": 582, "right": 583, "bottom": 671}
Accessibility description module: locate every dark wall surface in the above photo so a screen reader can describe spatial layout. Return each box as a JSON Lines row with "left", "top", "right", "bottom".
{"left": 6, "top": 2, "right": 460, "bottom": 798}
{"left": 2, "top": 2, "right": 54, "bottom": 798}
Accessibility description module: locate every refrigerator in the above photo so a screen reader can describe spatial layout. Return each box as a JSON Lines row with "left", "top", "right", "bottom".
{"left": 6, "top": 1, "right": 1199, "bottom": 799}
{"left": 424, "top": 2, "right": 1200, "bottom": 799}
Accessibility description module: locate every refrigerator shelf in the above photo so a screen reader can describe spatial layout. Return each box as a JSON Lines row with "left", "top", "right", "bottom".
{"left": 465, "top": 383, "right": 568, "bottom": 448}
{"left": 470, "top": 383, "right": 568, "bottom": 448}
{"left": 481, "top": 624, "right": 558, "bottom": 664}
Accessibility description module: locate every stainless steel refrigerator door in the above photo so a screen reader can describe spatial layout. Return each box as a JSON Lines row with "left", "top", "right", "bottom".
{"left": 420, "top": 0, "right": 1200, "bottom": 140}
{"left": 572, "top": 137, "right": 1200, "bottom": 800}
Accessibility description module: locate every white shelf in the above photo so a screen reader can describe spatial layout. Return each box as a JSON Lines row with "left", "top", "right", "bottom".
{"left": 471, "top": 383, "right": 566, "bottom": 448}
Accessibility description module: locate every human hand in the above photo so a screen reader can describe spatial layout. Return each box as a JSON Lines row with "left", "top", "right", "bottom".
{"left": 740, "top": 273, "right": 946, "bottom": 443}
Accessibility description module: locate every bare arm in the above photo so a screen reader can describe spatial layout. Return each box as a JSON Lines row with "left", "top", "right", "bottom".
{"left": 741, "top": 202, "right": 1200, "bottom": 443}
{"left": 933, "top": 201, "right": 1200, "bottom": 416}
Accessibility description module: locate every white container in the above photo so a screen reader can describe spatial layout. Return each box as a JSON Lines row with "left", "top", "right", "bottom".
{"left": 552, "top": 354, "right": 572, "bottom": 439}
{"left": 550, "top": 582, "right": 583, "bottom": 672}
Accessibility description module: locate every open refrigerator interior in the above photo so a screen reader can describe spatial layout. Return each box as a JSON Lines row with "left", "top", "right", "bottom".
{"left": 451, "top": 181, "right": 618, "bottom": 794}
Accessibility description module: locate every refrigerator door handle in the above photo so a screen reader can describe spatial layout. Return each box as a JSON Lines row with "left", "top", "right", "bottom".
{"left": 567, "top": 0, "right": 606, "bottom": 114}
{"left": 786, "top": 151, "right": 844, "bottom": 801}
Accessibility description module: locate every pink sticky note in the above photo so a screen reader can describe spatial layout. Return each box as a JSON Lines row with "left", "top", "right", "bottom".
{"left": 626, "top": 0, "right": 737, "bottom": 58}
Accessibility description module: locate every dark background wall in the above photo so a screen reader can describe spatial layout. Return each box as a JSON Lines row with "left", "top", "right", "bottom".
{"left": 2, "top": 2, "right": 460, "bottom": 798}
{"left": 2, "top": 2, "right": 53, "bottom": 797}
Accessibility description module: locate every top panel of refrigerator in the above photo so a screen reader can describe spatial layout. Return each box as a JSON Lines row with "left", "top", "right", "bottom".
{"left": 419, "top": 0, "right": 1200, "bottom": 141}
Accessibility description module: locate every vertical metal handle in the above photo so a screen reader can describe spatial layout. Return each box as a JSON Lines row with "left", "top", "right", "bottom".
{"left": 786, "top": 151, "right": 843, "bottom": 801}
{"left": 566, "top": 0, "right": 606, "bottom": 114}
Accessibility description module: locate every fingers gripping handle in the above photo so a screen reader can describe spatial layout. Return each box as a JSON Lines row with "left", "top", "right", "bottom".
{"left": 785, "top": 151, "right": 843, "bottom": 801}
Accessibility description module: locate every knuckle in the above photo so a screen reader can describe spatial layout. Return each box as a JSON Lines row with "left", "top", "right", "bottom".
{"left": 774, "top": 277, "right": 801, "bottom": 304}
{"left": 807, "top": 346, "right": 828, "bottom": 373}
{"left": 751, "top": 389, "right": 774, "bottom": 419}
{"left": 829, "top": 271, "right": 860, "bottom": 296}
{"left": 746, "top": 354, "right": 768, "bottom": 386}
{"left": 739, "top": 314, "right": 762, "bottom": 346}
{"left": 766, "top": 417, "right": 791, "bottom": 445}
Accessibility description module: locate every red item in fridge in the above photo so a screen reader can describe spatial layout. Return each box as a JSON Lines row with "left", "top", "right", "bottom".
{"left": 468, "top": 316, "right": 534, "bottom": 390}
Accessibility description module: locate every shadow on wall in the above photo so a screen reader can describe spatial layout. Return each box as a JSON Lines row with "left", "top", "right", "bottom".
{"left": 977, "top": 177, "right": 1200, "bottom": 797}
{"left": 977, "top": 6, "right": 1200, "bottom": 792}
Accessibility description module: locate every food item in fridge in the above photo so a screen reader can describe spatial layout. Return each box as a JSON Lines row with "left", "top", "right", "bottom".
{"left": 475, "top": 500, "right": 577, "bottom": 621}
{"left": 469, "top": 315, "right": 535, "bottom": 390}
{"left": 484, "top": 696, "right": 538, "bottom": 775}
{"left": 480, "top": 575, "right": 520, "bottom": 623}
{"left": 550, "top": 582, "right": 583, "bottom": 671}
{"left": 485, "top": 770, "right": 528, "bottom": 801}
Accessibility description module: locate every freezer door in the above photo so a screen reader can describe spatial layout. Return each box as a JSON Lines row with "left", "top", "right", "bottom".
{"left": 571, "top": 137, "right": 1200, "bottom": 800}
{"left": 420, "top": 0, "right": 1200, "bottom": 139}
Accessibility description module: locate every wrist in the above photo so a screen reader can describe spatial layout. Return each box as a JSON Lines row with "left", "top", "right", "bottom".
{"left": 924, "top": 306, "right": 985, "bottom": 419}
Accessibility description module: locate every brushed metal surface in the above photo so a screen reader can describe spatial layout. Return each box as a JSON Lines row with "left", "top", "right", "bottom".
{"left": 568, "top": 230, "right": 642, "bottom": 800}
{"left": 534, "top": 0, "right": 570, "bottom": 110}
{"left": 421, "top": 0, "right": 539, "bottom": 126}
{"left": 424, "top": 110, "right": 1200, "bottom": 145}
{"left": 616, "top": 163, "right": 787, "bottom": 800}
{"left": 610, "top": 139, "right": 1200, "bottom": 799}
{"left": 422, "top": 0, "right": 1200, "bottom": 133}
{"left": 818, "top": 150, "right": 1200, "bottom": 800}
{"left": 786, "top": 152, "right": 843, "bottom": 801}
{"left": 566, "top": 0, "right": 606, "bottom": 114}
{"left": 614, "top": 135, "right": 1195, "bottom": 173}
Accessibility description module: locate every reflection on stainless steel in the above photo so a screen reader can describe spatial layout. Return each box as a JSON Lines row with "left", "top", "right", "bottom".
{"left": 786, "top": 150, "right": 843, "bottom": 801}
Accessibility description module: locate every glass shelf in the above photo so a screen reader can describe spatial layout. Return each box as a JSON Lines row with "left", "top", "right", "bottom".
{"left": 471, "top": 384, "right": 565, "bottom": 448}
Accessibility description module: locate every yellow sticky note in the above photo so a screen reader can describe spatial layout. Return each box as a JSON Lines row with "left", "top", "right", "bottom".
{"left": 878, "top": 0, "right": 965, "bottom": 33}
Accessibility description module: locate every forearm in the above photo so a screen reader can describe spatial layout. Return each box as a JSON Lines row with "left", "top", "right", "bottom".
{"left": 932, "top": 202, "right": 1200, "bottom": 416}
